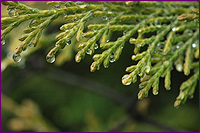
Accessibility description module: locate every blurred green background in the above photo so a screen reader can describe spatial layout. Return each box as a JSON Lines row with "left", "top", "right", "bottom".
{"left": 1, "top": 1, "right": 199, "bottom": 132}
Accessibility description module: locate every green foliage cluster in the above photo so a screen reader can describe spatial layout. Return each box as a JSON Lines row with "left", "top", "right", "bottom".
{"left": 1, "top": 1, "right": 199, "bottom": 108}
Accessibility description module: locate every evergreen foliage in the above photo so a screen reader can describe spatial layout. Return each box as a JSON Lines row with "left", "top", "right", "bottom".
{"left": 1, "top": 1, "right": 199, "bottom": 108}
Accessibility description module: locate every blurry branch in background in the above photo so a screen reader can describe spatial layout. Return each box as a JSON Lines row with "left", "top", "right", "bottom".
{"left": 45, "top": 67, "right": 130, "bottom": 106}
{"left": 44, "top": 66, "right": 180, "bottom": 132}
{"left": 1, "top": 62, "right": 185, "bottom": 132}
{"left": 1, "top": 93, "right": 59, "bottom": 132}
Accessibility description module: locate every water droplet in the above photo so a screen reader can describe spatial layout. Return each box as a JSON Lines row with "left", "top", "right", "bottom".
{"left": 139, "top": 85, "right": 143, "bottom": 89}
{"left": 79, "top": 5, "right": 87, "bottom": 9}
{"left": 176, "top": 41, "right": 183, "bottom": 49}
{"left": 52, "top": 10, "right": 57, "bottom": 13}
{"left": 94, "top": 43, "right": 98, "bottom": 49}
{"left": 28, "top": 42, "right": 34, "bottom": 48}
{"left": 176, "top": 45, "right": 180, "bottom": 49}
{"left": 66, "top": 40, "right": 71, "bottom": 45}
{"left": 131, "top": 38, "right": 136, "bottom": 42}
{"left": 46, "top": 55, "right": 55, "bottom": 63}
{"left": 188, "top": 95, "right": 194, "bottom": 99}
{"left": 102, "top": 6, "right": 108, "bottom": 11}
{"left": 139, "top": 73, "right": 143, "bottom": 77}
{"left": 86, "top": 49, "right": 91, "bottom": 55}
{"left": 29, "top": 19, "right": 37, "bottom": 27}
{"left": 122, "top": 74, "right": 132, "bottom": 85}
{"left": 107, "top": 11, "right": 112, "bottom": 15}
{"left": 192, "top": 43, "right": 197, "bottom": 48}
{"left": 123, "top": 30, "right": 127, "bottom": 35}
{"left": 109, "top": 55, "right": 115, "bottom": 63}
{"left": 54, "top": 4, "right": 60, "bottom": 8}
{"left": 184, "top": 29, "right": 193, "bottom": 36}
{"left": 73, "top": 16, "right": 78, "bottom": 21}
{"left": 102, "top": 16, "right": 108, "bottom": 21}
{"left": 172, "top": 27, "right": 176, "bottom": 31}
{"left": 160, "top": 51, "right": 166, "bottom": 55}
{"left": 87, "top": 12, "right": 93, "bottom": 18}
{"left": 75, "top": 1, "right": 83, "bottom": 5}
{"left": 138, "top": 29, "right": 142, "bottom": 33}
{"left": 145, "top": 66, "right": 151, "bottom": 73}
{"left": 125, "top": 1, "right": 130, "bottom": 6}
{"left": 154, "top": 20, "right": 159, "bottom": 25}
{"left": 106, "top": 40, "right": 109, "bottom": 43}
{"left": 13, "top": 54, "right": 22, "bottom": 62}
{"left": 153, "top": 89, "right": 159, "bottom": 95}
{"left": 157, "top": 25, "right": 161, "bottom": 28}
{"left": 176, "top": 64, "right": 183, "bottom": 72}
{"left": 8, "top": 9, "right": 15, "bottom": 17}
{"left": 1, "top": 40, "right": 5, "bottom": 45}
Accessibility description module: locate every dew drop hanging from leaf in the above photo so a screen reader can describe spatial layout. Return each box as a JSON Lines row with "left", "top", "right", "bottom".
{"left": 66, "top": 40, "right": 71, "bottom": 45}
{"left": 102, "top": 16, "right": 109, "bottom": 21}
{"left": 8, "top": 9, "right": 15, "bottom": 17}
{"left": 192, "top": 43, "right": 197, "bottom": 48}
{"left": 86, "top": 49, "right": 91, "bottom": 55}
{"left": 109, "top": 54, "right": 115, "bottom": 63}
{"left": 28, "top": 42, "right": 34, "bottom": 48}
{"left": 176, "top": 64, "right": 183, "bottom": 72}
{"left": 1, "top": 40, "right": 5, "bottom": 45}
{"left": 46, "top": 55, "right": 56, "bottom": 63}
{"left": 75, "top": 1, "right": 84, "bottom": 5}
{"left": 13, "top": 54, "right": 22, "bottom": 62}
{"left": 122, "top": 74, "right": 132, "bottom": 85}
{"left": 94, "top": 43, "right": 98, "bottom": 50}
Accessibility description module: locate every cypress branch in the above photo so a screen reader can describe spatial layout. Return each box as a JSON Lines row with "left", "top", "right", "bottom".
{"left": 1, "top": 1, "right": 199, "bottom": 108}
